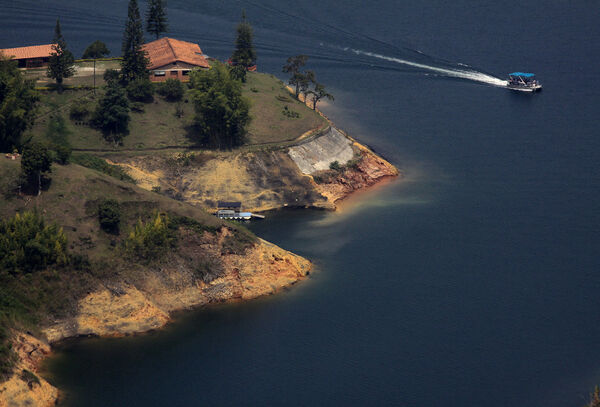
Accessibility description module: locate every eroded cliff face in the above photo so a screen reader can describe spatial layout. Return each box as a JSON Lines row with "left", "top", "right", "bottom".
{"left": 107, "top": 127, "right": 398, "bottom": 212}
{"left": 0, "top": 334, "right": 58, "bottom": 407}
{"left": 43, "top": 234, "right": 311, "bottom": 343}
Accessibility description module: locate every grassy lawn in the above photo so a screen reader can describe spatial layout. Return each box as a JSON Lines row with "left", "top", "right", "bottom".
{"left": 242, "top": 72, "right": 328, "bottom": 145}
{"left": 25, "top": 70, "right": 328, "bottom": 152}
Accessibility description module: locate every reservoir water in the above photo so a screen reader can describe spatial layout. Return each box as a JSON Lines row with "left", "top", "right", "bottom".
{"left": 3, "top": 0, "right": 600, "bottom": 405}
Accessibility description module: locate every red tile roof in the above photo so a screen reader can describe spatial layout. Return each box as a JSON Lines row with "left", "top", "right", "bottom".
{"left": 142, "top": 38, "right": 209, "bottom": 70}
{"left": 0, "top": 44, "right": 56, "bottom": 60}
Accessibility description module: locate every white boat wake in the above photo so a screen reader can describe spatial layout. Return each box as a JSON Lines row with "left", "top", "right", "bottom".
{"left": 349, "top": 48, "right": 508, "bottom": 87}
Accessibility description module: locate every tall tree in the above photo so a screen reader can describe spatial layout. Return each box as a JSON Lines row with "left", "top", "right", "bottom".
{"left": 47, "top": 19, "right": 75, "bottom": 93}
{"left": 146, "top": 0, "right": 168, "bottom": 40}
{"left": 121, "top": 0, "right": 149, "bottom": 84}
{"left": 230, "top": 11, "right": 256, "bottom": 69}
{"left": 0, "top": 56, "right": 39, "bottom": 152}
{"left": 282, "top": 55, "right": 308, "bottom": 99}
{"left": 82, "top": 40, "right": 110, "bottom": 59}
{"left": 308, "top": 82, "right": 334, "bottom": 111}
{"left": 189, "top": 63, "right": 251, "bottom": 150}
{"left": 93, "top": 81, "right": 131, "bottom": 145}
{"left": 21, "top": 142, "right": 52, "bottom": 196}
{"left": 299, "top": 70, "right": 315, "bottom": 102}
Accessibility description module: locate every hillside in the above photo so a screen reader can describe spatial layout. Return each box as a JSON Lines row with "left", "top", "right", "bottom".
{"left": 28, "top": 70, "right": 328, "bottom": 151}
{"left": 0, "top": 158, "right": 311, "bottom": 406}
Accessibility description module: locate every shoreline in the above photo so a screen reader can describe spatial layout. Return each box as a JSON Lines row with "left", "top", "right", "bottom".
{"left": 1, "top": 81, "right": 400, "bottom": 407}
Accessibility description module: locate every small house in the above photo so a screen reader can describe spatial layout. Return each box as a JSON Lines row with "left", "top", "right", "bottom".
{"left": 142, "top": 37, "right": 210, "bottom": 82}
{"left": 0, "top": 44, "right": 56, "bottom": 68}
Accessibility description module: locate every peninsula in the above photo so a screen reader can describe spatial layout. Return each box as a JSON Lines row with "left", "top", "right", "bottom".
{"left": 0, "top": 5, "right": 398, "bottom": 405}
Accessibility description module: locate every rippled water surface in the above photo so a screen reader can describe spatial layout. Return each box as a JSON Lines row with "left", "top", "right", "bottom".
{"left": 4, "top": 1, "right": 600, "bottom": 405}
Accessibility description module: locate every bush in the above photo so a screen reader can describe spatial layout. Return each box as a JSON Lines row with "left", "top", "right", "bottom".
{"left": 20, "top": 369, "right": 41, "bottom": 389}
{"left": 98, "top": 199, "right": 121, "bottom": 234}
{"left": 71, "top": 154, "right": 136, "bottom": 183}
{"left": 126, "top": 78, "right": 154, "bottom": 102}
{"left": 69, "top": 102, "right": 92, "bottom": 121}
{"left": 156, "top": 79, "right": 184, "bottom": 102}
{"left": 0, "top": 211, "right": 68, "bottom": 275}
{"left": 124, "top": 212, "right": 172, "bottom": 259}
{"left": 54, "top": 144, "right": 72, "bottom": 164}
{"left": 329, "top": 160, "right": 341, "bottom": 171}
{"left": 103, "top": 69, "right": 120, "bottom": 84}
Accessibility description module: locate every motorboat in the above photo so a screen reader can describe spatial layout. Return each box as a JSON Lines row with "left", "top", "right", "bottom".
{"left": 507, "top": 72, "right": 542, "bottom": 92}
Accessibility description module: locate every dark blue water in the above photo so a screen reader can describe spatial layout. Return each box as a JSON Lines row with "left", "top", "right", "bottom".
{"left": 4, "top": 1, "right": 600, "bottom": 405}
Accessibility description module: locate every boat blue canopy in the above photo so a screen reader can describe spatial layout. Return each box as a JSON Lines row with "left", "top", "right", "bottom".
{"left": 509, "top": 72, "right": 535, "bottom": 77}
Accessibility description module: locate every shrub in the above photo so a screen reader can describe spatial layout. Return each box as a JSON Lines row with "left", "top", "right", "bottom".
{"left": 20, "top": 369, "right": 41, "bottom": 389}
{"left": 329, "top": 160, "right": 341, "bottom": 171}
{"left": 174, "top": 102, "right": 184, "bottom": 118}
{"left": 0, "top": 325, "right": 17, "bottom": 381}
{"left": 156, "top": 78, "right": 184, "bottom": 102}
{"left": 103, "top": 69, "right": 120, "bottom": 84}
{"left": 69, "top": 102, "right": 92, "bottom": 121}
{"left": 126, "top": 78, "right": 154, "bottom": 102}
{"left": 0, "top": 211, "right": 68, "bottom": 275}
{"left": 71, "top": 154, "right": 136, "bottom": 183}
{"left": 124, "top": 212, "right": 172, "bottom": 259}
{"left": 98, "top": 199, "right": 121, "bottom": 234}
{"left": 54, "top": 144, "right": 72, "bottom": 164}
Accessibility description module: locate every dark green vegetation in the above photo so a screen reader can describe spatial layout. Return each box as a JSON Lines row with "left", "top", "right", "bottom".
{"left": 93, "top": 80, "right": 131, "bottom": 144}
{"left": 189, "top": 63, "right": 250, "bottom": 149}
{"left": 146, "top": 0, "right": 168, "bottom": 40}
{"left": 157, "top": 78, "right": 184, "bottom": 102}
{"left": 71, "top": 153, "right": 135, "bottom": 183}
{"left": 97, "top": 199, "right": 121, "bottom": 233}
{"left": 47, "top": 19, "right": 75, "bottom": 93}
{"left": 0, "top": 57, "right": 39, "bottom": 152}
{"left": 82, "top": 41, "right": 110, "bottom": 60}
{"left": 121, "top": 0, "right": 149, "bottom": 84}
{"left": 231, "top": 11, "right": 257, "bottom": 71}
{"left": 21, "top": 142, "right": 52, "bottom": 195}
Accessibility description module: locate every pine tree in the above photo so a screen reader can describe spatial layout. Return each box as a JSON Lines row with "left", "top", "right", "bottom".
{"left": 146, "top": 0, "right": 168, "bottom": 40}
{"left": 231, "top": 11, "right": 256, "bottom": 69}
{"left": 47, "top": 19, "right": 75, "bottom": 93}
{"left": 121, "top": 0, "right": 149, "bottom": 84}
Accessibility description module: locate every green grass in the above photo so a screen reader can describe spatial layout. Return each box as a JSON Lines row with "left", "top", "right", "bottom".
{"left": 242, "top": 72, "right": 328, "bottom": 145}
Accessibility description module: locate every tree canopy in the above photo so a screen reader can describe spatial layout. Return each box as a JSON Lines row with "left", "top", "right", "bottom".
{"left": 93, "top": 81, "right": 131, "bottom": 145}
{"left": 121, "top": 0, "right": 149, "bottom": 84}
{"left": 146, "top": 0, "right": 168, "bottom": 40}
{"left": 189, "top": 63, "right": 251, "bottom": 150}
{"left": 82, "top": 40, "right": 110, "bottom": 59}
{"left": 47, "top": 19, "right": 75, "bottom": 92}
{"left": 309, "top": 82, "right": 334, "bottom": 110}
{"left": 231, "top": 12, "right": 256, "bottom": 69}
{"left": 21, "top": 142, "right": 52, "bottom": 196}
{"left": 282, "top": 55, "right": 309, "bottom": 99}
{"left": 0, "top": 56, "right": 39, "bottom": 152}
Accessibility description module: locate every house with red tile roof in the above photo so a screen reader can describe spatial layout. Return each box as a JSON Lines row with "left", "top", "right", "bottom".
{"left": 142, "top": 37, "right": 209, "bottom": 82}
{"left": 0, "top": 44, "right": 56, "bottom": 68}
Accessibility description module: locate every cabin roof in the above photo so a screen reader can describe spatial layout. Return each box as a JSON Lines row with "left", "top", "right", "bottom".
{"left": 509, "top": 72, "right": 535, "bottom": 78}
{"left": 0, "top": 44, "right": 55, "bottom": 60}
{"left": 142, "top": 37, "right": 210, "bottom": 70}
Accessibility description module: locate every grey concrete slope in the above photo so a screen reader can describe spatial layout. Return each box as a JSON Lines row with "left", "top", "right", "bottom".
{"left": 287, "top": 127, "right": 354, "bottom": 175}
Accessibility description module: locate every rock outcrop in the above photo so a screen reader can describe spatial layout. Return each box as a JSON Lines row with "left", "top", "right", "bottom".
{"left": 43, "top": 237, "right": 311, "bottom": 342}
{"left": 0, "top": 333, "right": 58, "bottom": 407}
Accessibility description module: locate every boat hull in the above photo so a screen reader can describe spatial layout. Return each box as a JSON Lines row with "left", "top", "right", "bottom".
{"left": 507, "top": 84, "right": 542, "bottom": 92}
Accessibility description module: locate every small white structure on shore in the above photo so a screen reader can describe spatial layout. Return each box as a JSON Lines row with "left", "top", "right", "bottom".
{"left": 215, "top": 201, "right": 263, "bottom": 220}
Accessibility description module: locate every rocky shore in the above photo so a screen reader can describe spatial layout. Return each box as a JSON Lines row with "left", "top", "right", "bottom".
{"left": 1, "top": 235, "right": 310, "bottom": 407}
